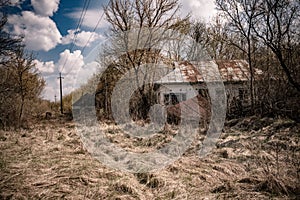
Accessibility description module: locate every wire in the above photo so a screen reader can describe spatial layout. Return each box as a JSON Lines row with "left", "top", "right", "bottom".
{"left": 59, "top": 0, "right": 91, "bottom": 74}
{"left": 63, "top": 0, "right": 109, "bottom": 77}
{"left": 69, "top": 0, "right": 91, "bottom": 52}
{"left": 80, "top": 9, "right": 105, "bottom": 55}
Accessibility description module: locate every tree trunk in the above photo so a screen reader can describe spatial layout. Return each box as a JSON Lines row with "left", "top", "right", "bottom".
{"left": 18, "top": 96, "right": 24, "bottom": 128}
{"left": 276, "top": 51, "right": 300, "bottom": 92}
{"left": 247, "top": 38, "right": 255, "bottom": 113}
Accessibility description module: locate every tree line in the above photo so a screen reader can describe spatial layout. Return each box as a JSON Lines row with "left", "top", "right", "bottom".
{"left": 90, "top": 0, "right": 299, "bottom": 121}
{"left": 62, "top": 0, "right": 300, "bottom": 122}
{"left": 0, "top": 0, "right": 45, "bottom": 129}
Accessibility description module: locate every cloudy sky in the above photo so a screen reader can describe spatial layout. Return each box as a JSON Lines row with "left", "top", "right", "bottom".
{"left": 4, "top": 0, "right": 216, "bottom": 101}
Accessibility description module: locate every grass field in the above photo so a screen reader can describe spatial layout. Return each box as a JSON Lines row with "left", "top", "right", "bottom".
{"left": 0, "top": 117, "right": 299, "bottom": 199}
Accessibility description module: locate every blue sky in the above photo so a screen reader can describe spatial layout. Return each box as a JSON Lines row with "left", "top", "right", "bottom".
{"left": 4, "top": 0, "right": 216, "bottom": 101}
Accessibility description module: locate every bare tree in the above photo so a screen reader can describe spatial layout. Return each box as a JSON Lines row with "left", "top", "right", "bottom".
{"left": 190, "top": 17, "right": 243, "bottom": 60}
{"left": 103, "top": 0, "right": 188, "bottom": 69}
{"left": 0, "top": 55, "right": 45, "bottom": 128}
{"left": 105, "top": 0, "right": 180, "bottom": 32}
{"left": 97, "top": 0, "right": 186, "bottom": 119}
{"left": 13, "top": 50, "right": 45, "bottom": 126}
{"left": 0, "top": 0, "right": 23, "bottom": 61}
{"left": 215, "top": 0, "right": 262, "bottom": 111}
{"left": 253, "top": 0, "right": 300, "bottom": 92}
{"left": 0, "top": 5, "right": 45, "bottom": 128}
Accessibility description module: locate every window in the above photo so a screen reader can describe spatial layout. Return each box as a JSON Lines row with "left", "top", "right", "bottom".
{"left": 171, "top": 94, "right": 179, "bottom": 105}
{"left": 164, "top": 93, "right": 186, "bottom": 105}
{"left": 164, "top": 94, "right": 170, "bottom": 105}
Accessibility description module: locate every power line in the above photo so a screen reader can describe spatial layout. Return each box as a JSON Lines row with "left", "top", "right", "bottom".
{"left": 55, "top": 1, "right": 109, "bottom": 115}
{"left": 63, "top": 2, "right": 109, "bottom": 77}
{"left": 80, "top": 8, "right": 106, "bottom": 54}
{"left": 59, "top": 0, "right": 91, "bottom": 74}
{"left": 60, "top": 0, "right": 90, "bottom": 73}
{"left": 69, "top": 0, "right": 91, "bottom": 52}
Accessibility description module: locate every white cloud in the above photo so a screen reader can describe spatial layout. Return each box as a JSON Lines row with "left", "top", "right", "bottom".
{"left": 179, "top": 0, "right": 217, "bottom": 21}
{"left": 62, "top": 29, "right": 103, "bottom": 47}
{"left": 42, "top": 81, "right": 58, "bottom": 101}
{"left": 67, "top": 9, "right": 108, "bottom": 29}
{"left": 41, "top": 49, "right": 85, "bottom": 101}
{"left": 57, "top": 49, "right": 85, "bottom": 75}
{"left": 34, "top": 59, "right": 56, "bottom": 74}
{"left": 31, "top": 0, "right": 60, "bottom": 17}
{"left": 7, "top": 11, "right": 62, "bottom": 51}
{"left": 68, "top": 2, "right": 215, "bottom": 29}
{"left": 74, "top": 61, "right": 99, "bottom": 87}
{"left": 57, "top": 50, "right": 99, "bottom": 99}
{"left": 41, "top": 49, "right": 101, "bottom": 101}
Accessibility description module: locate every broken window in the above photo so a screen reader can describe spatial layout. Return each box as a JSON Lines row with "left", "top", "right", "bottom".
{"left": 164, "top": 93, "right": 187, "bottom": 105}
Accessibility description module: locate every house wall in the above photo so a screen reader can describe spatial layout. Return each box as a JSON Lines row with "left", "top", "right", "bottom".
{"left": 158, "top": 82, "right": 249, "bottom": 105}
{"left": 158, "top": 84, "right": 198, "bottom": 104}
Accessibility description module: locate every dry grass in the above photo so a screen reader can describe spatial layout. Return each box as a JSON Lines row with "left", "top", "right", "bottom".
{"left": 0, "top": 117, "right": 299, "bottom": 199}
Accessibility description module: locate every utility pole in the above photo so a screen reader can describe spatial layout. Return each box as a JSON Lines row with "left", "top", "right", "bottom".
{"left": 58, "top": 72, "right": 64, "bottom": 114}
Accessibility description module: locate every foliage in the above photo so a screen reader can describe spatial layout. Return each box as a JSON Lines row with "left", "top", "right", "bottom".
{"left": 0, "top": 1, "right": 45, "bottom": 129}
{"left": 0, "top": 50, "right": 45, "bottom": 129}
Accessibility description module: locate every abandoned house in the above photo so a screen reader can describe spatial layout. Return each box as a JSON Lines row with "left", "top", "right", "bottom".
{"left": 156, "top": 60, "right": 263, "bottom": 109}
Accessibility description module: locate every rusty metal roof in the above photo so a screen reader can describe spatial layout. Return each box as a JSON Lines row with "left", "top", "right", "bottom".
{"left": 157, "top": 60, "right": 262, "bottom": 84}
